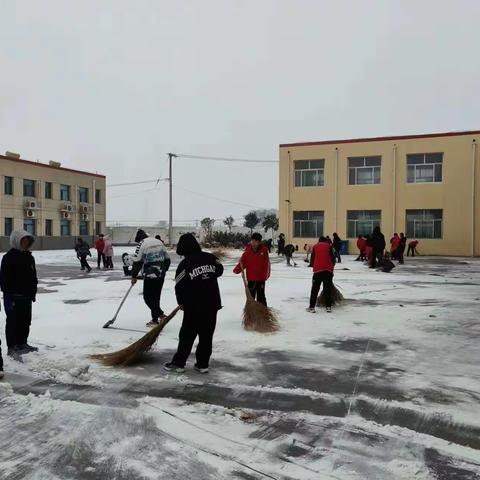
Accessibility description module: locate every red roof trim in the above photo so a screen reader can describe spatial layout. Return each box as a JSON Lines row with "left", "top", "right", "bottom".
{"left": 279, "top": 130, "right": 480, "bottom": 148}
{"left": 0, "top": 155, "right": 106, "bottom": 178}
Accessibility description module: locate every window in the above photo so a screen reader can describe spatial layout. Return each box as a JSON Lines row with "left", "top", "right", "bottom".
{"left": 293, "top": 211, "right": 324, "bottom": 238}
{"left": 4, "top": 176, "right": 13, "bottom": 195}
{"left": 79, "top": 221, "right": 89, "bottom": 236}
{"left": 348, "top": 156, "right": 381, "bottom": 185}
{"left": 4, "top": 218, "right": 13, "bottom": 236}
{"left": 45, "top": 182, "right": 53, "bottom": 199}
{"left": 95, "top": 221, "right": 101, "bottom": 236}
{"left": 23, "top": 179, "right": 36, "bottom": 197}
{"left": 294, "top": 159, "right": 325, "bottom": 187}
{"left": 45, "top": 219, "right": 53, "bottom": 236}
{"left": 407, "top": 153, "right": 443, "bottom": 183}
{"left": 23, "top": 218, "right": 36, "bottom": 236}
{"left": 60, "top": 184, "right": 71, "bottom": 201}
{"left": 406, "top": 209, "right": 443, "bottom": 239}
{"left": 61, "top": 219, "right": 71, "bottom": 236}
{"left": 347, "top": 210, "right": 381, "bottom": 238}
{"left": 95, "top": 189, "right": 101, "bottom": 204}
{"left": 79, "top": 187, "right": 89, "bottom": 203}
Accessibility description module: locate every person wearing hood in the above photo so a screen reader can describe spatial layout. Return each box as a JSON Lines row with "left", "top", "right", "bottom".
{"left": 131, "top": 229, "right": 171, "bottom": 327}
{"left": 103, "top": 235, "right": 114, "bottom": 269}
{"left": 165, "top": 233, "right": 223, "bottom": 374}
{"left": 75, "top": 237, "right": 92, "bottom": 272}
{"left": 233, "top": 232, "right": 271, "bottom": 306}
{"left": 0, "top": 230, "right": 38, "bottom": 360}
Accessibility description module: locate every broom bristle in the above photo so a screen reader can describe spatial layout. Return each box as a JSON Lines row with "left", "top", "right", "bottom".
{"left": 317, "top": 284, "right": 344, "bottom": 307}
{"left": 90, "top": 307, "right": 180, "bottom": 366}
{"left": 242, "top": 286, "right": 279, "bottom": 333}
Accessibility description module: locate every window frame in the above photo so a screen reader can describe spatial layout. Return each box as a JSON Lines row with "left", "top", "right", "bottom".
{"left": 79, "top": 187, "right": 89, "bottom": 204}
{"left": 60, "top": 219, "right": 71, "bottom": 236}
{"left": 4, "top": 176, "right": 13, "bottom": 195}
{"left": 294, "top": 159, "right": 325, "bottom": 187}
{"left": 23, "top": 179, "right": 36, "bottom": 197}
{"left": 45, "top": 219, "right": 53, "bottom": 236}
{"left": 95, "top": 189, "right": 101, "bottom": 204}
{"left": 406, "top": 209, "right": 443, "bottom": 239}
{"left": 348, "top": 156, "right": 382, "bottom": 185}
{"left": 407, "top": 153, "right": 443, "bottom": 184}
{"left": 60, "top": 184, "right": 71, "bottom": 202}
{"left": 4, "top": 217, "right": 13, "bottom": 236}
{"left": 45, "top": 182, "right": 53, "bottom": 199}
{"left": 79, "top": 220, "right": 89, "bottom": 236}
{"left": 346, "top": 210, "right": 382, "bottom": 238}
{"left": 23, "top": 218, "right": 36, "bottom": 236}
{"left": 293, "top": 211, "right": 324, "bottom": 238}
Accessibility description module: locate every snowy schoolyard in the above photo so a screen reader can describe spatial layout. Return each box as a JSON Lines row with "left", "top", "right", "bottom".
{"left": 1, "top": 249, "right": 480, "bottom": 479}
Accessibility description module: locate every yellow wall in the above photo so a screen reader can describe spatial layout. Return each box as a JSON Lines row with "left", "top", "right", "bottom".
{"left": 279, "top": 132, "right": 480, "bottom": 256}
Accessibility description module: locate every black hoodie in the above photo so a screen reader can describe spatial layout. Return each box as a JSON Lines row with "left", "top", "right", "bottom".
{"left": 175, "top": 234, "right": 223, "bottom": 312}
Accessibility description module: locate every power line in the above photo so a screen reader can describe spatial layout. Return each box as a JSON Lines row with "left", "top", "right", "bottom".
{"left": 107, "top": 178, "right": 168, "bottom": 188}
{"left": 175, "top": 153, "right": 278, "bottom": 164}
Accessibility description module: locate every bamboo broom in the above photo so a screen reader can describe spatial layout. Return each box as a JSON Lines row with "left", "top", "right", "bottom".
{"left": 90, "top": 306, "right": 181, "bottom": 366}
{"left": 240, "top": 268, "right": 279, "bottom": 333}
{"left": 317, "top": 283, "right": 344, "bottom": 307}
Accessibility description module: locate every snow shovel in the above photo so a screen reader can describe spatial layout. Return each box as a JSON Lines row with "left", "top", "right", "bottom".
{"left": 103, "top": 284, "right": 134, "bottom": 328}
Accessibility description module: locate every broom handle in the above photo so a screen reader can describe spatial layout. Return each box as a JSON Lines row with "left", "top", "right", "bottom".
{"left": 112, "top": 284, "right": 134, "bottom": 321}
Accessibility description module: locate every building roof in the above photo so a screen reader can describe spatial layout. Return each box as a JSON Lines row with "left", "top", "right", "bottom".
{"left": 0, "top": 154, "right": 106, "bottom": 178}
{"left": 279, "top": 130, "right": 480, "bottom": 148}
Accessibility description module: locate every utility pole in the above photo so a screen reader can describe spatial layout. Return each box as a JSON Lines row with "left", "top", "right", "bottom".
{"left": 167, "top": 153, "right": 177, "bottom": 246}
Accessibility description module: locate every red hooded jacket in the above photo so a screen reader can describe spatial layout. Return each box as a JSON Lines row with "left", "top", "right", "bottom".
{"left": 95, "top": 239, "right": 105, "bottom": 252}
{"left": 234, "top": 244, "right": 271, "bottom": 281}
{"left": 357, "top": 237, "right": 367, "bottom": 251}
{"left": 311, "top": 241, "right": 335, "bottom": 274}
{"left": 391, "top": 235, "right": 400, "bottom": 251}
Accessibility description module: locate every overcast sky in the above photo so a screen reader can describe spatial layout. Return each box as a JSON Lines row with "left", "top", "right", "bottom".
{"left": 1, "top": 0, "right": 479, "bottom": 226}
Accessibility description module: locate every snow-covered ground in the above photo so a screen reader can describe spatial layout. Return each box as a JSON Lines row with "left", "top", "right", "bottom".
{"left": 1, "top": 251, "right": 480, "bottom": 479}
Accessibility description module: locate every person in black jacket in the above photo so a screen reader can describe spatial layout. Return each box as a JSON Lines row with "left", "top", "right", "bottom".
{"left": 332, "top": 233, "right": 342, "bottom": 263}
{"left": 277, "top": 233, "right": 285, "bottom": 256}
{"left": 0, "top": 230, "right": 39, "bottom": 360}
{"left": 165, "top": 233, "right": 223, "bottom": 374}
{"left": 74, "top": 238, "right": 92, "bottom": 272}
{"left": 367, "top": 226, "right": 386, "bottom": 268}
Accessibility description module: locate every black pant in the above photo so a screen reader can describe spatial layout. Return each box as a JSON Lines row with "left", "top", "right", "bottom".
{"left": 398, "top": 248, "right": 405, "bottom": 264}
{"left": 370, "top": 249, "right": 383, "bottom": 268}
{"left": 80, "top": 255, "right": 91, "bottom": 271}
{"left": 407, "top": 246, "right": 416, "bottom": 256}
{"left": 4, "top": 295, "right": 32, "bottom": 348}
{"left": 172, "top": 310, "right": 217, "bottom": 368}
{"left": 104, "top": 256, "right": 113, "bottom": 268}
{"left": 143, "top": 278, "right": 165, "bottom": 320}
{"left": 97, "top": 251, "right": 105, "bottom": 268}
{"left": 248, "top": 281, "right": 267, "bottom": 306}
{"left": 356, "top": 250, "right": 366, "bottom": 261}
{"left": 334, "top": 249, "right": 341, "bottom": 263}
{"left": 309, "top": 271, "right": 333, "bottom": 308}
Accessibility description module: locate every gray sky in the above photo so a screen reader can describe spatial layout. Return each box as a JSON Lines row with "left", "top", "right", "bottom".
{"left": 1, "top": 0, "right": 479, "bottom": 226}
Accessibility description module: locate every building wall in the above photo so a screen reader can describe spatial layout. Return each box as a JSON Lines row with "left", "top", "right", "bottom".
{"left": 279, "top": 132, "right": 480, "bottom": 256}
{"left": 0, "top": 155, "right": 106, "bottom": 250}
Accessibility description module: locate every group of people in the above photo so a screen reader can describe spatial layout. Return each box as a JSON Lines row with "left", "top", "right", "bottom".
{"left": 74, "top": 234, "right": 114, "bottom": 272}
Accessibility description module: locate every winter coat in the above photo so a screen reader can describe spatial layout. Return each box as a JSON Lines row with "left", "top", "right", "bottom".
{"left": 310, "top": 241, "right": 335, "bottom": 274}
{"left": 357, "top": 237, "right": 367, "bottom": 252}
{"left": 95, "top": 238, "right": 105, "bottom": 252}
{"left": 234, "top": 243, "right": 271, "bottom": 282}
{"left": 399, "top": 236, "right": 407, "bottom": 252}
{"left": 277, "top": 236, "right": 285, "bottom": 255}
{"left": 390, "top": 235, "right": 400, "bottom": 252}
{"left": 332, "top": 236, "right": 342, "bottom": 251}
{"left": 409, "top": 240, "right": 419, "bottom": 248}
{"left": 131, "top": 236, "right": 170, "bottom": 279}
{"left": 103, "top": 238, "right": 114, "bottom": 257}
{"left": 368, "top": 230, "right": 386, "bottom": 252}
{"left": 284, "top": 244, "right": 295, "bottom": 257}
{"left": 75, "top": 241, "right": 91, "bottom": 258}
{"left": 0, "top": 230, "right": 38, "bottom": 301}
{"left": 175, "top": 233, "right": 223, "bottom": 312}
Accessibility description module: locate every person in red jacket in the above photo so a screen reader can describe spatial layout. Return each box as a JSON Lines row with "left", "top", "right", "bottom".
{"left": 355, "top": 235, "right": 367, "bottom": 261}
{"left": 95, "top": 234, "right": 106, "bottom": 269}
{"left": 307, "top": 236, "right": 335, "bottom": 313}
{"left": 234, "top": 233, "right": 271, "bottom": 306}
{"left": 390, "top": 233, "right": 400, "bottom": 260}
{"left": 407, "top": 240, "right": 419, "bottom": 256}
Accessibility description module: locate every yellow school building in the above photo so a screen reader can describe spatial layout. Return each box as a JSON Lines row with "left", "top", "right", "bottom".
{"left": 278, "top": 130, "right": 480, "bottom": 256}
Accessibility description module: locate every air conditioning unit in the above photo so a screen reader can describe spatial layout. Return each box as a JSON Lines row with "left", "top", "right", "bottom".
{"left": 25, "top": 200, "right": 39, "bottom": 209}
{"left": 81, "top": 205, "right": 89, "bottom": 213}
{"left": 82, "top": 214, "right": 89, "bottom": 221}
{"left": 61, "top": 204, "right": 73, "bottom": 212}
{"left": 62, "top": 211, "right": 71, "bottom": 220}
{"left": 25, "top": 209, "right": 36, "bottom": 218}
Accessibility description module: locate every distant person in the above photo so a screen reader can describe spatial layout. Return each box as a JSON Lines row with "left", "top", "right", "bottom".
{"left": 277, "top": 233, "right": 285, "bottom": 256}
{"left": 75, "top": 238, "right": 92, "bottom": 272}
{"left": 284, "top": 243, "right": 296, "bottom": 266}
{"left": 122, "top": 253, "right": 133, "bottom": 276}
{"left": 398, "top": 233, "right": 407, "bottom": 264}
{"left": 367, "top": 226, "right": 386, "bottom": 268}
{"left": 131, "top": 229, "right": 171, "bottom": 327}
{"left": 390, "top": 233, "right": 400, "bottom": 260}
{"left": 304, "top": 243, "right": 313, "bottom": 263}
{"left": 332, "top": 233, "right": 342, "bottom": 263}
{"left": 103, "top": 235, "right": 114, "bottom": 269}
{"left": 95, "top": 234, "right": 106, "bottom": 269}
{"left": 377, "top": 252, "right": 396, "bottom": 273}
{"left": 356, "top": 235, "right": 367, "bottom": 261}
{"left": 306, "top": 236, "right": 336, "bottom": 314}
{"left": 407, "top": 240, "right": 419, "bottom": 256}
{"left": 326, "top": 235, "right": 333, "bottom": 246}
{"left": 234, "top": 232, "right": 271, "bottom": 306}
{"left": 264, "top": 238, "right": 273, "bottom": 253}
{"left": 0, "top": 230, "right": 39, "bottom": 361}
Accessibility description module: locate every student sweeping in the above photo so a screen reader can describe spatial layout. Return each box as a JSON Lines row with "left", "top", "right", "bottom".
{"left": 165, "top": 234, "right": 223, "bottom": 374}
{"left": 0, "top": 230, "right": 39, "bottom": 360}
{"left": 306, "top": 236, "right": 336, "bottom": 314}
{"left": 234, "top": 233, "right": 271, "bottom": 306}
{"left": 131, "top": 229, "right": 171, "bottom": 327}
